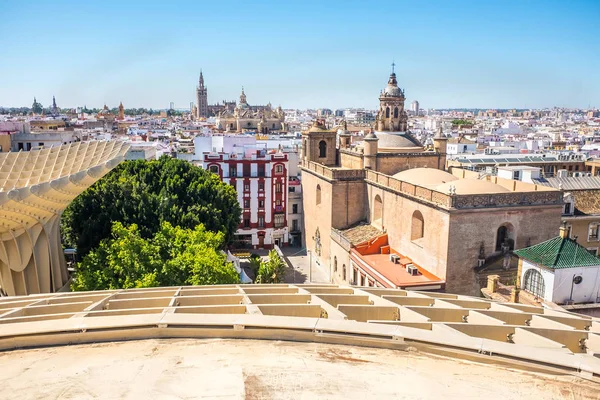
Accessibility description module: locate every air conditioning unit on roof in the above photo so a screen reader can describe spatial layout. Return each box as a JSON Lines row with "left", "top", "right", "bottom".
{"left": 406, "top": 264, "right": 419, "bottom": 276}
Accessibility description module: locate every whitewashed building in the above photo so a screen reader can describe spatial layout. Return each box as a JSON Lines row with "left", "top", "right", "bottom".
{"left": 514, "top": 226, "right": 600, "bottom": 305}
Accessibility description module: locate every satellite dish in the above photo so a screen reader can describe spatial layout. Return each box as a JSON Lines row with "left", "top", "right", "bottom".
{"left": 573, "top": 275, "right": 583, "bottom": 285}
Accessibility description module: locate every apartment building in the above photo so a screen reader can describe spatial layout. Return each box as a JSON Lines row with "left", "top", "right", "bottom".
{"left": 202, "top": 147, "right": 289, "bottom": 249}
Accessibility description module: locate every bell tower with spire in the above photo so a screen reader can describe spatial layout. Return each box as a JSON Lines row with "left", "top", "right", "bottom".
{"left": 118, "top": 102, "right": 125, "bottom": 120}
{"left": 51, "top": 96, "right": 58, "bottom": 116}
{"left": 239, "top": 87, "right": 248, "bottom": 106}
{"left": 375, "top": 62, "right": 408, "bottom": 132}
{"left": 195, "top": 70, "right": 208, "bottom": 119}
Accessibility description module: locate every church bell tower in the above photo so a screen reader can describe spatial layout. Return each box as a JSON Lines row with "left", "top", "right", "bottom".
{"left": 196, "top": 70, "right": 208, "bottom": 119}
{"left": 375, "top": 63, "right": 408, "bottom": 132}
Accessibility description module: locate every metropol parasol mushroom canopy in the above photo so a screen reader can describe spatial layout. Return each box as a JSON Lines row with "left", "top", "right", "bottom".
{"left": 0, "top": 141, "right": 129, "bottom": 296}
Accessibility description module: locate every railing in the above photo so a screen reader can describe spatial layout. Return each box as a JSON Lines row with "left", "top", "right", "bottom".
{"left": 365, "top": 169, "right": 563, "bottom": 210}
{"left": 365, "top": 170, "right": 452, "bottom": 208}
{"left": 450, "top": 191, "right": 563, "bottom": 209}
{"left": 301, "top": 160, "right": 365, "bottom": 181}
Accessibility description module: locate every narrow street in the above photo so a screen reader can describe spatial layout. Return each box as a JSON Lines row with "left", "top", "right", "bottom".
{"left": 281, "top": 247, "right": 330, "bottom": 284}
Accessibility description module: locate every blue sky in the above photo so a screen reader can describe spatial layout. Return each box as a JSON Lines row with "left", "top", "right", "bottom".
{"left": 1, "top": 0, "right": 599, "bottom": 110}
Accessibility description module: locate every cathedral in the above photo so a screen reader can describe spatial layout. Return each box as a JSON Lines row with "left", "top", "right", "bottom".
{"left": 194, "top": 71, "right": 286, "bottom": 134}
{"left": 215, "top": 88, "right": 286, "bottom": 133}
{"left": 301, "top": 67, "right": 562, "bottom": 296}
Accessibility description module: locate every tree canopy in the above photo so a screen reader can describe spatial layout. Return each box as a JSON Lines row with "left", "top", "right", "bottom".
{"left": 31, "top": 98, "right": 43, "bottom": 114}
{"left": 451, "top": 119, "right": 473, "bottom": 126}
{"left": 71, "top": 221, "right": 240, "bottom": 291}
{"left": 255, "top": 250, "right": 286, "bottom": 284}
{"left": 61, "top": 156, "right": 241, "bottom": 257}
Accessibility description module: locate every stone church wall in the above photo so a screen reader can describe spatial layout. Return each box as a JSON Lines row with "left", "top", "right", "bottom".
{"left": 446, "top": 205, "right": 561, "bottom": 295}
{"left": 376, "top": 154, "right": 443, "bottom": 176}
{"left": 302, "top": 171, "right": 334, "bottom": 268}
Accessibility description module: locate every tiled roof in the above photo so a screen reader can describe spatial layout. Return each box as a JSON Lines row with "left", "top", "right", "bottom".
{"left": 339, "top": 223, "right": 383, "bottom": 245}
{"left": 513, "top": 236, "right": 600, "bottom": 269}
{"left": 572, "top": 190, "right": 600, "bottom": 215}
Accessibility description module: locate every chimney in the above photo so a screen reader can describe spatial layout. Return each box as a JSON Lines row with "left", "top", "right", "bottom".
{"left": 487, "top": 275, "right": 499, "bottom": 293}
{"left": 559, "top": 222, "right": 569, "bottom": 239}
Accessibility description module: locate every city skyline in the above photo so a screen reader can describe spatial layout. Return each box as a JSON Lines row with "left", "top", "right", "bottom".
{"left": 1, "top": 0, "right": 599, "bottom": 110}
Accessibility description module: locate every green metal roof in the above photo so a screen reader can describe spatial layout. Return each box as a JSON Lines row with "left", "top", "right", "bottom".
{"left": 513, "top": 236, "right": 600, "bottom": 269}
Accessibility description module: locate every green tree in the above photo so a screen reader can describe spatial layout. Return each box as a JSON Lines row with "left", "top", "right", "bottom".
{"left": 255, "top": 250, "right": 286, "bottom": 284}
{"left": 451, "top": 119, "right": 472, "bottom": 126}
{"left": 71, "top": 221, "right": 239, "bottom": 291}
{"left": 31, "top": 98, "right": 43, "bottom": 114}
{"left": 61, "top": 156, "right": 241, "bottom": 257}
{"left": 248, "top": 253, "right": 262, "bottom": 278}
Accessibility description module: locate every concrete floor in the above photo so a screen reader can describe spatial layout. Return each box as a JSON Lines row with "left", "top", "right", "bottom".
{"left": 0, "top": 338, "right": 596, "bottom": 399}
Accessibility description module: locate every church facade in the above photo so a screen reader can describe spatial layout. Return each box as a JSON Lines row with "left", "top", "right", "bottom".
{"left": 301, "top": 69, "right": 563, "bottom": 295}
{"left": 215, "top": 88, "right": 286, "bottom": 134}
{"left": 194, "top": 72, "right": 286, "bottom": 133}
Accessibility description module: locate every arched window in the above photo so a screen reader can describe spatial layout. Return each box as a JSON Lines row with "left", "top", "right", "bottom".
{"left": 411, "top": 210, "right": 424, "bottom": 241}
{"left": 209, "top": 165, "right": 219, "bottom": 174}
{"left": 385, "top": 107, "right": 390, "bottom": 118}
{"left": 272, "top": 123, "right": 276, "bottom": 129}
{"left": 342, "top": 264, "right": 347, "bottom": 281}
{"left": 319, "top": 140, "right": 327, "bottom": 158}
{"left": 394, "top": 107, "right": 398, "bottom": 118}
{"left": 495, "top": 224, "right": 514, "bottom": 251}
{"left": 334, "top": 256, "right": 338, "bottom": 272}
{"left": 275, "top": 165, "right": 283, "bottom": 174}
{"left": 316, "top": 184, "right": 321, "bottom": 205}
{"left": 373, "top": 195, "right": 383, "bottom": 226}
{"left": 523, "top": 269, "right": 545, "bottom": 298}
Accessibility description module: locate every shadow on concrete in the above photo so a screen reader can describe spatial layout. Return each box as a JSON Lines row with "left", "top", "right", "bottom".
{"left": 283, "top": 263, "right": 308, "bottom": 284}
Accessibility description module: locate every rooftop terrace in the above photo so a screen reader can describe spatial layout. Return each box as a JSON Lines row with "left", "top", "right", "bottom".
{"left": 1, "top": 284, "right": 600, "bottom": 383}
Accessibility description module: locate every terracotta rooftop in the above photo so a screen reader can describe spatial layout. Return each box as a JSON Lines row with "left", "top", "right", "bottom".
{"left": 572, "top": 190, "right": 600, "bottom": 215}
{"left": 351, "top": 251, "right": 445, "bottom": 289}
{"left": 339, "top": 223, "right": 383, "bottom": 245}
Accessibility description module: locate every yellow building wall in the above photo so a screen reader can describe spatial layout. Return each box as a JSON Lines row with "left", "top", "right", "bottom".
{"left": 330, "top": 238, "right": 352, "bottom": 285}
{"left": 565, "top": 217, "right": 600, "bottom": 254}
{"left": 0, "top": 135, "right": 12, "bottom": 152}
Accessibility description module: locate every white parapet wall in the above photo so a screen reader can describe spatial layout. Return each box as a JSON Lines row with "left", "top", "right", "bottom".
{"left": 0, "top": 141, "right": 129, "bottom": 296}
